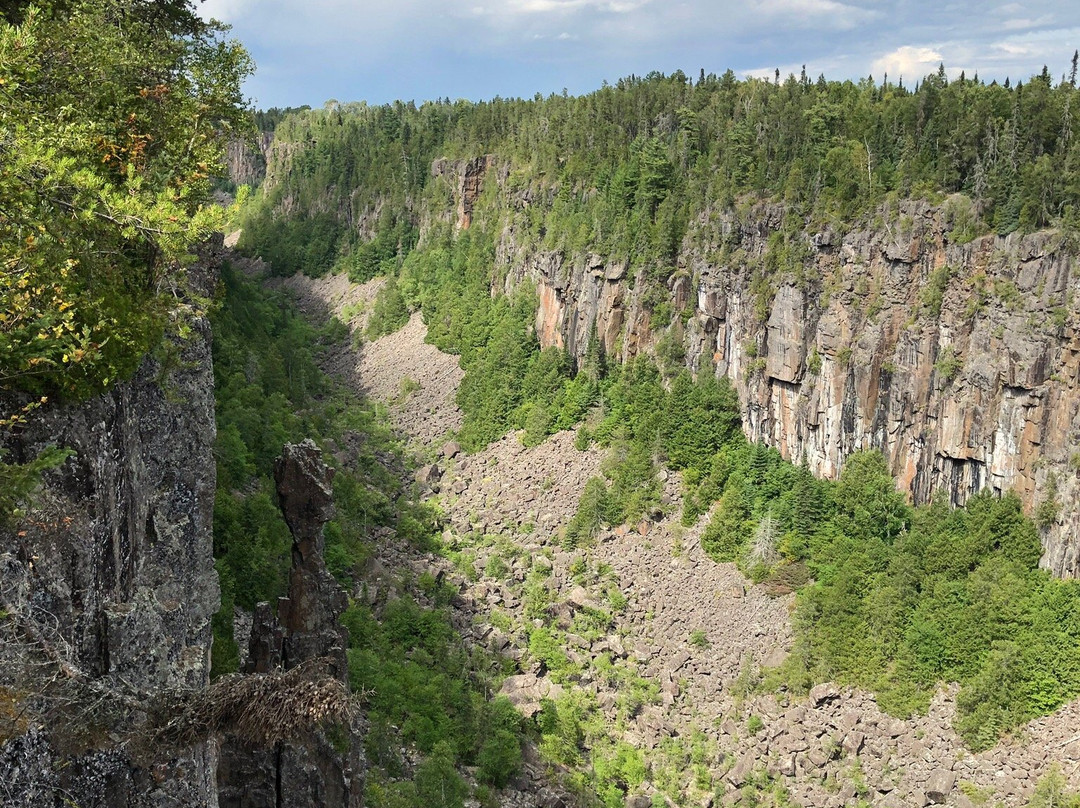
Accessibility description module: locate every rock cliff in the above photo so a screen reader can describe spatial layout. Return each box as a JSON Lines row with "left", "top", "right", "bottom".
{"left": 431, "top": 155, "right": 498, "bottom": 230}
{"left": 225, "top": 132, "right": 273, "bottom": 189}
{"left": 0, "top": 241, "right": 223, "bottom": 806}
{"left": 483, "top": 186, "right": 1080, "bottom": 576}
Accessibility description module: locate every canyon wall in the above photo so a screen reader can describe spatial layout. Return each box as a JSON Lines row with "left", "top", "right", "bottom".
{"left": 242, "top": 145, "right": 1080, "bottom": 577}
{"left": 225, "top": 132, "right": 273, "bottom": 189}
{"left": 0, "top": 242, "right": 223, "bottom": 806}
{"left": 479, "top": 177, "right": 1080, "bottom": 577}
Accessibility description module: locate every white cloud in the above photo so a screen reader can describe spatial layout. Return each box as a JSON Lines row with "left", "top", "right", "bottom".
{"left": 871, "top": 45, "right": 947, "bottom": 81}
{"left": 998, "top": 15, "right": 1056, "bottom": 31}
{"left": 207, "top": 0, "right": 1080, "bottom": 108}
{"left": 995, "top": 41, "right": 1033, "bottom": 56}
{"left": 508, "top": 0, "right": 650, "bottom": 13}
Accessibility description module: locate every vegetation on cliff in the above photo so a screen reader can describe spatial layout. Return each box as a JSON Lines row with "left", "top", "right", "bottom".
{"left": 0, "top": 0, "right": 251, "bottom": 514}
{"left": 233, "top": 61, "right": 1080, "bottom": 757}
{"left": 483, "top": 346, "right": 1079, "bottom": 752}
{"left": 239, "top": 62, "right": 1080, "bottom": 280}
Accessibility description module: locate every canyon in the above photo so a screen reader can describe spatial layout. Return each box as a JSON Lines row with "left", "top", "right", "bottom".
{"left": 280, "top": 260, "right": 1080, "bottom": 808}
{"left": 4, "top": 127, "right": 1080, "bottom": 806}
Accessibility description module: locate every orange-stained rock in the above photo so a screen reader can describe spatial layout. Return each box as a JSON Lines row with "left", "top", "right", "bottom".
{"left": 496, "top": 196, "right": 1080, "bottom": 577}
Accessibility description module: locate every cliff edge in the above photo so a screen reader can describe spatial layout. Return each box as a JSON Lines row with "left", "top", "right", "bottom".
{"left": 0, "top": 241, "right": 222, "bottom": 807}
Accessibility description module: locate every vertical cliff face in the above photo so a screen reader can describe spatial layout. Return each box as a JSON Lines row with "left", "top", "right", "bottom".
{"left": 431, "top": 156, "right": 499, "bottom": 230}
{"left": 226, "top": 133, "right": 273, "bottom": 189}
{"left": 0, "top": 243, "right": 222, "bottom": 806}
{"left": 689, "top": 203, "right": 1079, "bottom": 579}
{"left": 487, "top": 190, "right": 1080, "bottom": 577}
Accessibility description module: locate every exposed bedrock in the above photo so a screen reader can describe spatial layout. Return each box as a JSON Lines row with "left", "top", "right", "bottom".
{"left": 492, "top": 197, "right": 1080, "bottom": 577}
{"left": 0, "top": 241, "right": 222, "bottom": 807}
{"left": 217, "top": 440, "right": 362, "bottom": 808}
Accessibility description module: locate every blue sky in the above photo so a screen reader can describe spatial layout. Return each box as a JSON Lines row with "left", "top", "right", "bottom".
{"left": 198, "top": 0, "right": 1080, "bottom": 110}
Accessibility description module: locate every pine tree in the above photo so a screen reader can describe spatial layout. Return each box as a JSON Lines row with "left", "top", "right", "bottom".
{"left": 582, "top": 319, "right": 607, "bottom": 381}
{"left": 792, "top": 458, "right": 823, "bottom": 539}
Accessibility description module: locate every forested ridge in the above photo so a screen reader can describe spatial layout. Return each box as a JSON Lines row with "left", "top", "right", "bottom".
{"left": 241, "top": 60, "right": 1080, "bottom": 280}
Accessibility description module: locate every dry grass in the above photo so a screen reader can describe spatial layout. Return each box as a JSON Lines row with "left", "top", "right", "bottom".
{"left": 0, "top": 686, "right": 29, "bottom": 745}
{"left": 761, "top": 561, "right": 811, "bottom": 597}
{"left": 1, "top": 606, "right": 359, "bottom": 755}
{"left": 146, "top": 658, "right": 359, "bottom": 751}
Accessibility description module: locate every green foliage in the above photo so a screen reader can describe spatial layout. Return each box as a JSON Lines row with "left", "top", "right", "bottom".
{"left": 209, "top": 263, "right": 397, "bottom": 671}
{"left": 366, "top": 276, "right": 411, "bottom": 339}
{"left": 934, "top": 347, "right": 964, "bottom": 381}
{"left": 529, "top": 627, "right": 572, "bottom": 676}
{"left": 345, "top": 212, "right": 419, "bottom": 283}
{"left": 1, "top": 0, "right": 251, "bottom": 405}
{"left": 476, "top": 698, "right": 524, "bottom": 787}
{"left": 592, "top": 742, "right": 648, "bottom": 808}
{"left": 414, "top": 742, "right": 468, "bottom": 808}
{"left": 555, "top": 353, "right": 1080, "bottom": 751}
{"left": 0, "top": 0, "right": 250, "bottom": 491}
{"left": 782, "top": 480, "right": 1079, "bottom": 749}
{"left": 349, "top": 224, "right": 589, "bottom": 451}
{"left": 345, "top": 597, "right": 522, "bottom": 777}
{"left": 919, "top": 265, "right": 953, "bottom": 318}
{"left": 1026, "top": 767, "right": 1080, "bottom": 808}
{"left": 1036, "top": 472, "right": 1061, "bottom": 529}
{"left": 241, "top": 68, "right": 1080, "bottom": 303}
{"left": 564, "top": 477, "right": 611, "bottom": 548}
{"left": 229, "top": 62, "right": 1080, "bottom": 770}
{"left": 702, "top": 482, "right": 751, "bottom": 561}
{"left": 0, "top": 445, "right": 72, "bottom": 523}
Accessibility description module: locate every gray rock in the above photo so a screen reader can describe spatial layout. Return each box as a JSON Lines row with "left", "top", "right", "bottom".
{"left": 726, "top": 752, "right": 756, "bottom": 787}
{"left": 0, "top": 242, "right": 222, "bottom": 807}
{"left": 809, "top": 682, "right": 840, "bottom": 706}
{"left": 415, "top": 462, "right": 442, "bottom": 491}
{"left": 925, "top": 770, "right": 956, "bottom": 804}
{"left": 841, "top": 730, "right": 865, "bottom": 757}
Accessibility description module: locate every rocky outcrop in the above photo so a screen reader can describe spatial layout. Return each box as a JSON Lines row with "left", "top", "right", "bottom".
{"left": 226, "top": 132, "right": 273, "bottom": 188}
{"left": 495, "top": 196, "right": 1080, "bottom": 577}
{"left": 495, "top": 232, "right": 646, "bottom": 363}
{"left": 0, "top": 241, "right": 223, "bottom": 806}
{"left": 273, "top": 440, "right": 351, "bottom": 678}
{"left": 217, "top": 440, "right": 362, "bottom": 808}
{"left": 431, "top": 155, "right": 497, "bottom": 230}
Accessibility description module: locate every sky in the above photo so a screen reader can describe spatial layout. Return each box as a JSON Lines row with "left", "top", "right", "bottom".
{"left": 197, "top": 0, "right": 1080, "bottom": 110}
